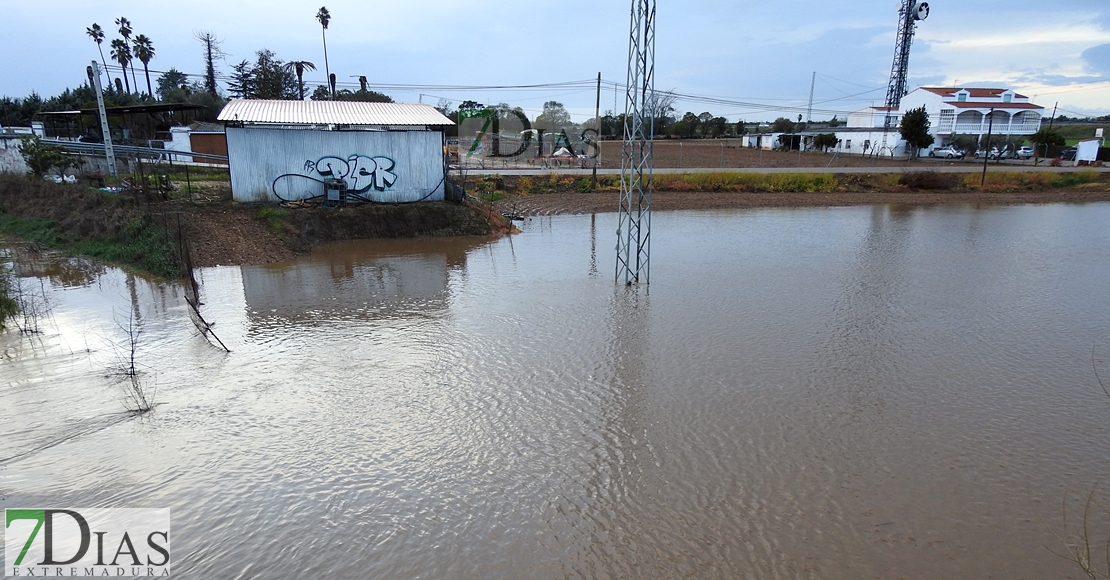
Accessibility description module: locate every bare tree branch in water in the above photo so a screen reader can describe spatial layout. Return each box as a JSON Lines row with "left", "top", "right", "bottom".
{"left": 1044, "top": 481, "right": 1110, "bottom": 580}
{"left": 113, "top": 309, "right": 156, "bottom": 414}
{"left": 176, "top": 215, "right": 229, "bottom": 352}
{"left": 1095, "top": 345, "right": 1109, "bottom": 403}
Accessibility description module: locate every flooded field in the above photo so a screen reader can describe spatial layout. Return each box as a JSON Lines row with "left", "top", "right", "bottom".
{"left": 3, "top": 203, "right": 1110, "bottom": 579}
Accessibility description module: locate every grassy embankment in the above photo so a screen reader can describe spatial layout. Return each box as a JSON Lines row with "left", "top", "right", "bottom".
{"left": 465, "top": 169, "right": 1106, "bottom": 198}
{"left": 0, "top": 171, "right": 509, "bottom": 277}
{"left": 0, "top": 174, "right": 182, "bottom": 279}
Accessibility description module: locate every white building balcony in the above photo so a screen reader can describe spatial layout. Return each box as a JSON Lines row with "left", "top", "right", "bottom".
{"left": 940, "top": 110, "right": 1041, "bottom": 136}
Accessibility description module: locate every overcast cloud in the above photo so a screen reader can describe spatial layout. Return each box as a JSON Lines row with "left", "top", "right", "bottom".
{"left": 2, "top": 0, "right": 1108, "bottom": 121}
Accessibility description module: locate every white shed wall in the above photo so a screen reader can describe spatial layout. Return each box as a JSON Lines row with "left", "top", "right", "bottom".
{"left": 165, "top": 127, "right": 194, "bottom": 163}
{"left": 226, "top": 127, "right": 445, "bottom": 203}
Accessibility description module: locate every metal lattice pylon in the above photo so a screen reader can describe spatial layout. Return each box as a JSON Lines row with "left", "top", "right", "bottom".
{"left": 879, "top": 0, "right": 927, "bottom": 156}
{"left": 616, "top": 0, "right": 656, "bottom": 285}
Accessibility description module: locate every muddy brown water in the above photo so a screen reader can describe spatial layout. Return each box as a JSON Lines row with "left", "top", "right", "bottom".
{"left": 3, "top": 204, "right": 1110, "bottom": 579}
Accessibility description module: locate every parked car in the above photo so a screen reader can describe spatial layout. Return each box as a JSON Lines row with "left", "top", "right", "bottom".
{"left": 1015, "top": 146, "right": 1035, "bottom": 159}
{"left": 1060, "top": 146, "right": 1078, "bottom": 161}
{"left": 929, "top": 145, "right": 965, "bottom": 159}
{"left": 974, "top": 147, "right": 1001, "bottom": 160}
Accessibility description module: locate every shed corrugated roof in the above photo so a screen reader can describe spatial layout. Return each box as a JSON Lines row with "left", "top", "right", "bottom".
{"left": 217, "top": 99, "right": 454, "bottom": 126}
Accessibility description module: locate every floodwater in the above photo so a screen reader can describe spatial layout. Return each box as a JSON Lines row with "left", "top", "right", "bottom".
{"left": 3, "top": 203, "right": 1110, "bottom": 579}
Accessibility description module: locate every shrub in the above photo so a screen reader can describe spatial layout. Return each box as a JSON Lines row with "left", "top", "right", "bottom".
{"left": 898, "top": 171, "right": 958, "bottom": 190}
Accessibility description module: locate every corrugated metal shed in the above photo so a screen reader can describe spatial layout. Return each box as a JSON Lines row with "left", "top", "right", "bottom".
{"left": 225, "top": 127, "right": 445, "bottom": 203}
{"left": 217, "top": 99, "right": 453, "bottom": 127}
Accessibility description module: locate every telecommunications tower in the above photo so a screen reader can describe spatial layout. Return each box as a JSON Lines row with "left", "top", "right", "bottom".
{"left": 616, "top": 0, "right": 656, "bottom": 285}
{"left": 879, "top": 0, "right": 930, "bottom": 154}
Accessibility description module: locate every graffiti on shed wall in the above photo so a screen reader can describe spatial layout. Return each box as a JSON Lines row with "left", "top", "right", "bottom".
{"left": 272, "top": 154, "right": 398, "bottom": 201}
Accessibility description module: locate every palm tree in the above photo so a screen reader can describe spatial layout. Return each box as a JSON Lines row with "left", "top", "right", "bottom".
{"left": 115, "top": 17, "right": 138, "bottom": 92}
{"left": 283, "top": 60, "right": 316, "bottom": 100}
{"left": 110, "top": 38, "right": 132, "bottom": 93}
{"left": 132, "top": 35, "right": 155, "bottom": 97}
{"left": 86, "top": 23, "right": 113, "bottom": 87}
{"left": 316, "top": 7, "right": 332, "bottom": 99}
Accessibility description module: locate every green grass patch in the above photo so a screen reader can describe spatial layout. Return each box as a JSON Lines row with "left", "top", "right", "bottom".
{"left": 72, "top": 220, "right": 181, "bottom": 279}
{"left": 257, "top": 206, "right": 290, "bottom": 233}
{"left": 0, "top": 214, "right": 67, "bottom": 245}
{"left": 0, "top": 214, "right": 181, "bottom": 279}
{"left": 1052, "top": 170, "right": 1099, "bottom": 188}
{"left": 653, "top": 172, "right": 838, "bottom": 193}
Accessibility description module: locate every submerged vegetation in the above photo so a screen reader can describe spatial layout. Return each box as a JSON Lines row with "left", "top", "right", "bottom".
{"left": 0, "top": 257, "right": 17, "bottom": 329}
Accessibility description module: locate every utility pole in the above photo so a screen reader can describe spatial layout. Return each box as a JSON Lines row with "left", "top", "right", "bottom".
{"left": 593, "top": 72, "right": 602, "bottom": 187}
{"left": 88, "top": 61, "right": 117, "bottom": 176}
{"left": 981, "top": 107, "right": 994, "bottom": 188}
{"left": 806, "top": 71, "right": 816, "bottom": 126}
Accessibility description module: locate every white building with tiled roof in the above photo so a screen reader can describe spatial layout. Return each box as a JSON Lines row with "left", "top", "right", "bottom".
{"left": 805, "top": 86, "right": 1047, "bottom": 157}
{"left": 901, "top": 87, "right": 1044, "bottom": 139}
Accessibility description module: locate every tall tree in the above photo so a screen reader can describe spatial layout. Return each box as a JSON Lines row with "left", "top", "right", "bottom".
{"left": 110, "top": 38, "right": 132, "bottom": 93}
{"left": 132, "top": 34, "right": 155, "bottom": 97}
{"left": 535, "top": 100, "right": 571, "bottom": 131}
{"left": 899, "top": 106, "right": 934, "bottom": 158}
{"left": 227, "top": 60, "right": 255, "bottom": 99}
{"left": 194, "top": 31, "right": 224, "bottom": 96}
{"left": 86, "top": 23, "right": 112, "bottom": 87}
{"left": 156, "top": 68, "right": 190, "bottom": 100}
{"left": 115, "top": 17, "right": 137, "bottom": 91}
{"left": 316, "top": 7, "right": 332, "bottom": 99}
{"left": 771, "top": 117, "right": 796, "bottom": 133}
{"left": 228, "top": 50, "right": 298, "bottom": 99}
{"left": 283, "top": 60, "right": 316, "bottom": 100}
{"left": 252, "top": 50, "right": 297, "bottom": 99}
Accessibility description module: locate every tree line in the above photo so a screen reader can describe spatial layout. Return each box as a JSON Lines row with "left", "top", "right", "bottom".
{"left": 0, "top": 5, "right": 396, "bottom": 128}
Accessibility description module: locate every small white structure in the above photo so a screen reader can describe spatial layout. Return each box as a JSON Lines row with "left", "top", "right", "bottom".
{"left": 1075, "top": 138, "right": 1101, "bottom": 166}
{"left": 166, "top": 126, "right": 194, "bottom": 162}
{"left": 217, "top": 99, "right": 454, "bottom": 203}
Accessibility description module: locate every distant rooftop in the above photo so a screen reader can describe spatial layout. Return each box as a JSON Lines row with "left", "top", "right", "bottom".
{"left": 37, "top": 102, "right": 206, "bottom": 116}
{"left": 921, "top": 87, "right": 1030, "bottom": 99}
{"left": 217, "top": 99, "right": 454, "bottom": 127}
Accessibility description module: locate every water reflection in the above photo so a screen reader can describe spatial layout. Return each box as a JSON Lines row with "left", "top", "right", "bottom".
{"left": 3, "top": 205, "right": 1110, "bottom": 580}
{"left": 241, "top": 237, "right": 494, "bottom": 325}
{"left": 4, "top": 246, "right": 104, "bottom": 288}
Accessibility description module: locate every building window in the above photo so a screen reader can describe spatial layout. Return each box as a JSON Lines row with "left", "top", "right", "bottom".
{"left": 939, "top": 109, "right": 955, "bottom": 127}
{"left": 957, "top": 92, "right": 968, "bottom": 102}
{"left": 863, "top": 139, "right": 870, "bottom": 151}
{"left": 845, "top": 139, "right": 852, "bottom": 149}
{"left": 1003, "top": 93, "right": 1012, "bottom": 103}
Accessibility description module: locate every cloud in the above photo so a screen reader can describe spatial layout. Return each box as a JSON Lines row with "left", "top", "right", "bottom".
{"left": 1083, "top": 43, "right": 1110, "bottom": 74}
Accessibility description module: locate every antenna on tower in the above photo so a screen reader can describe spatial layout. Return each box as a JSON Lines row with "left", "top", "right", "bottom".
{"left": 879, "top": 0, "right": 929, "bottom": 156}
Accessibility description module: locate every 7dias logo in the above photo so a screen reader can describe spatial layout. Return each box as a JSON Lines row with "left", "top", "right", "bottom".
{"left": 5, "top": 509, "right": 170, "bottom": 577}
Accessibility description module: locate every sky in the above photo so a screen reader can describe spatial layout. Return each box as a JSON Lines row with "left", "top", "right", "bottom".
{"left": 2, "top": 0, "right": 1109, "bottom": 123}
